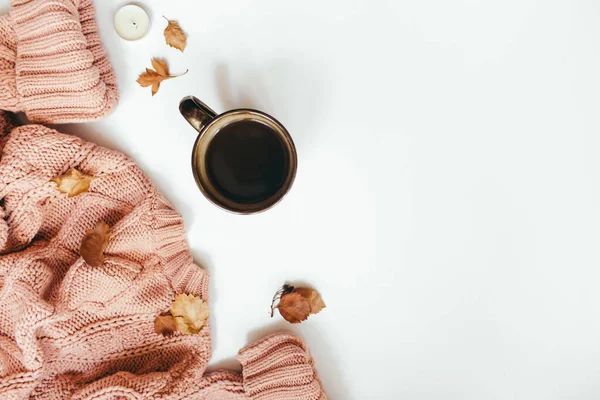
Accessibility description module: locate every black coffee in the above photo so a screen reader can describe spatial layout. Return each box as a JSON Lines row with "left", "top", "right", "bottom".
{"left": 206, "top": 120, "right": 288, "bottom": 204}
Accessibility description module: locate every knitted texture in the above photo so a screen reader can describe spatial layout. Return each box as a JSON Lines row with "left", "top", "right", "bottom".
{"left": 238, "top": 333, "right": 328, "bottom": 400}
{"left": 0, "top": 124, "right": 327, "bottom": 399}
{"left": 0, "top": 0, "right": 118, "bottom": 123}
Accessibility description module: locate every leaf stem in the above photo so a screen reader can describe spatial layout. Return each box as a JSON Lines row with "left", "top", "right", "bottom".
{"left": 270, "top": 288, "right": 284, "bottom": 317}
{"left": 166, "top": 70, "right": 189, "bottom": 80}
{"left": 270, "top": 285, "right": 294, "bottom": 317}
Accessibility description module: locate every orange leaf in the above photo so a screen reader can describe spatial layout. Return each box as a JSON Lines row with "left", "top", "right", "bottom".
{"left": 154, "top": 314, "right": 177, "bottom": 336}
{"left": 271, "top": 285, "right": 326, "bottom": 324}
{"left": 170, "top": 293, "right": 209, "bottom": 335}
{"left": 151, "top": 59, "right": 169, "bottom": 76}
{"left": 80, "top": 221, "right": 110, "bottom": 267}
{"left": 136, "top": 68, "right": 161, "bottom": 88}
{"left": 163, "top": 16, "right": 187, "bottom": 52}
{"left": 294, "top": 287, "right": 326, "bottom": 314}
{"left": 277, "top": 291, "right": 311, "bottom": 324}
{"left": 136, "top": 58, "right": 188, "bottom": 96}
{"left": 151, "top": 82, "right": 160, "bottom": 96}
{"left": 51, "top": 168, "right": 93, "bottom": 197}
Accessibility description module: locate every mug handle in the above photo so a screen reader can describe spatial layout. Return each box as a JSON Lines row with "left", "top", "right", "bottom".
{"left": 179, "top": 96, "right": 218, "bottom": 133}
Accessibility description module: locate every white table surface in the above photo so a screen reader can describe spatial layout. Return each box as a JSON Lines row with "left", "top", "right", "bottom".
{"left": 3, "top": 1, "right": 600, "bottom": 399}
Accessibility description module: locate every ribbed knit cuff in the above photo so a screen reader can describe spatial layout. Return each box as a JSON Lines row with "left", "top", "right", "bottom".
{"left": 237, "top": 333, "right": 328, "bottom": 400}
{"left": 9, "top": 0, "right": 118, "bottom": 123}
{"left": 0, "top": 15, "right": 19, "bottom": 112}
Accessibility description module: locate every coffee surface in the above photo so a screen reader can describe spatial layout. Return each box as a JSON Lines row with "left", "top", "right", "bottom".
{"left": 206, "top": 120, "right": 288, "bottom": 203}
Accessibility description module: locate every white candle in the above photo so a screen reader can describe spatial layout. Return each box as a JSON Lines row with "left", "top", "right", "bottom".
{"left": 114, "top": 5, "right": 150, "bottom": 41}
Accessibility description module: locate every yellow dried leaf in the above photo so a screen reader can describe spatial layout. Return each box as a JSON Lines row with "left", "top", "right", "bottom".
{"left": 136, "top": 59, "right": 188, "bottom": 96}
{"left": 170, "top": 293, "right": 209, "bottom": 335}
{"left": 80, "top": 221, "right": 110, "bottom": 267}
{"left": 151, "top": 59, "right": 169, "bottom": 76}
{"left": 151, "top": 82, "right": 160, "bottom": 97}
{"left": 154, "top": 314, "right": 177, "bottom": 336}
{"left": 163, "top": 16, "right": 187, "bottom": 52}
{"left": 137, "top": 68, "right": 158, "bottom": 86}
{"left": 51, "top": 168, "right": 93, "bottom": 197}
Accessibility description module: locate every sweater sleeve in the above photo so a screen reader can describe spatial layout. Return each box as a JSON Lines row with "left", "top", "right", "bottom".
{"left": 0, "top": 0, "right": 118, "bottom": 123}
{"left": 0, "top": 15, "right": 17, "bottom": 151}
{"left": 181, "top": 332, "right": 329, "bottom": 400}
{"left": 66, "top": 332, "right": 330, "bottom": 400}
{"left": 0, "top": 14, "right": 19, "bottom": 113}
{"left": 237, "top": 333, "right": 328, "bottom": 400}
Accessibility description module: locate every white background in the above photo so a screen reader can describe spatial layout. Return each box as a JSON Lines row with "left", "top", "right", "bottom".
{"left": 2, "top": 1, "right": 600, "bottom": 399}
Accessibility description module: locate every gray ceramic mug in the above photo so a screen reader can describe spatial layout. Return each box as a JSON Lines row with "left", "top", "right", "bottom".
{"left": 180, "top": 96, "right": 297, "bottom": 214}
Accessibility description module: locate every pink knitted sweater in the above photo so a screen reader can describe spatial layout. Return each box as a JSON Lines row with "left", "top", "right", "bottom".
{"left": 0, "top": 1, "right": 328, "bottom": 399}
{"left": 0, "top": 0, "right": 118, "bottom": 123}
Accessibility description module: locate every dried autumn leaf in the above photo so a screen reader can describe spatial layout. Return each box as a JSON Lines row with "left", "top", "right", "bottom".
{"left": 170, "top": 293, "right": 210, "bottom": 335}
{"left": 51, "top": 168, "right": 93, "bottom": 197}
{"left": 277, "top": 291, "right": 311, "bottom": 324}
{"left": 80, "top": 221, "right": 110, "bottom": 267}
{"left": 154, "top": 314, "right": 177, "bottom": 336}
{"left": 163, "top": 16, "right": 187, "bottom": 52}
{"left": 151, "top": 59, "right": 169, "bottom": 76}
{"left": 270, "top": 285, "right": 326, "bottom": 324}
{"left": 136, "top": 58, "right": 188, "bottom": 96}
{"left": 294, "top": 287, "right": 326, "bottom": 314}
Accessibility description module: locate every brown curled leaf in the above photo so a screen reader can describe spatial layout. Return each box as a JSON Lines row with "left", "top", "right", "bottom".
{"left": 170, "top": 293, "right": 210, "bottom": 335}
{"left": 271, "top": 285, "right": 326, "bottom": 324}
{"left": 277, "top": 291, "right": 311, "bottom": 324}
{"left": 51, "top": 168, "right": 93, "bottom": 197}
{"left": 80, "top": 221, "right": 110, "bottom": 267}
{"left": 294, "top": 287, "right": 326, "bottom": 314}
{"left": 136, "top": 58, "right": 188, "bottom": 96}
{"left": 154, "top": 314, "right": 177, "bottom": 336}
{"left": 163, "top": 16, "right": 187, "bottom": 52}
